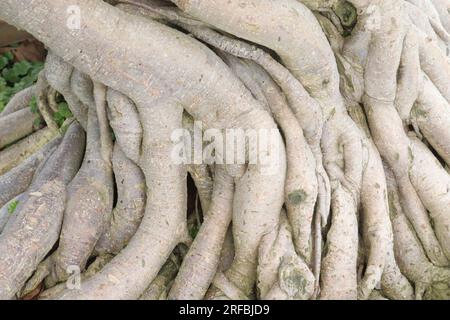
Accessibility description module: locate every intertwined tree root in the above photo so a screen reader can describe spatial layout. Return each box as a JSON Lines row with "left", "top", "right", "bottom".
{"left": 0, "top": 0, "right": 449, "bottom": 300}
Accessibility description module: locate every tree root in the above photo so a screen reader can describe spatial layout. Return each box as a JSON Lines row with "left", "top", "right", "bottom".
{"left": 0, "top": 137, "right": 59, "bottom": 209}
{"left": 0, "top": 85, "right": 35, "bottom": 117}
{"left": 95, "top": 144, "right": 146, "bottom": 255}
{"left": 0, "top": 0, "right": 449, "bottom": 300}
{"left": 0, "top": 127, "right": 59, "bottom": 176}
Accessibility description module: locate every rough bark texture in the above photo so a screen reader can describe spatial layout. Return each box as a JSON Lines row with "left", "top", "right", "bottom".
{"left": 0, "top": 0, "right": 449, "bottom": 300}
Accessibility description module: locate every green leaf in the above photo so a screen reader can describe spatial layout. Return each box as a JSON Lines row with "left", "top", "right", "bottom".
{"left": 31, "top": 61, "right": 44, "bottom": 68}
{"left": 0, "top": 59, "right": 44, "bottom": 111}
{"left": 13, "top": 60, "right": 32, "bottom": 76}
{"left": 2, "top": 68, "right": 20, "bottom": 83}
{"left": 0, "top": 84, "right": 13, "bottom": 111}
{"left": 0, "top": 56, "right": 8, "bottom": 70}
{"left": 52, "top": 101, "right": 73, "bottom": 127}
{"left": 3, "top": 52, "right": 14, "bottom": 61}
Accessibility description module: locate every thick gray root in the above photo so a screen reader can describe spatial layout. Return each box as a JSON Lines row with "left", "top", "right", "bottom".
{"left": 0, "top": 180, "right": 66, "bottom": 300}
{"left": 0, "top": 122, "right": 85, "bottom": 299}
{"left": 413, "top": 76, "right": 450, "bottom": 167}
{"left": 257, "top": 211, "right": 315, "bottom": 300}
{"left": 95, "top": 144, "right": 146, "bottom": 255}
{"left": 52, "top": 102, "right": 188, "bottom": 299}
{"left": 168, "top": 166, "right": 234, "bottom": 300}
{"left": 182, "top": 113, "right": 213, "bottom": 214}
{"left": 0, "top": 107, "right": 41, "bottom": 149}
{"left": 0, "top": 193, "right": 26, "bottom": 234}
{"left": 140, "top": 254, "right": 181, "bottom": 300}
{"left": 35, "top": 71, "right": 59, "bottom": 132}
{"left": 319, "top": 183, "right": 358, "bottom": 300}
{"left": 46, "top": 83, "right": 113, "bottom": 285}
{"left": 390, "top": 188, "right": 450, "bottom": 299}
{"left": 44, "top": 51, "right": 88, "bottom": 130}
{"left": 409, "top": 137, "right": 450, "bottom": 260}
{"left": 0, "top": 85, "right": 35, "bottom": 117}
{"left": 0, "top": 127, "right": 59, "bottom": 176}
{"left": 0, "top": 137, "right": 60, "bottom": 209}
{"left": 106, "top": 89, "right": 143, "bottom": 164}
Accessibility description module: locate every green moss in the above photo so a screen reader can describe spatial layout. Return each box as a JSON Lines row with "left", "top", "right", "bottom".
{"left": 329, "top": 107, "right": 336, "bottom": 118}
{"left": 284, "top": 272, "right": 307, "bottom": 293}
{"left": 424, "top": 281, "right": 450, "bottom": 300}
{"left": 334, "top": 1, "right": 357, "bottom": 36}
{"left": 408, "top": 146, "right": 414, "bottom": 163}
{"left": 7, "top": 199, "right": 19, "bottom": 214}
{"left": 335, "top": 1, "right": 357, "bottom": 27}
{"left": 387, "top": 191, "right": 398, "bottom": 219}
{"left": 288, "top": 189, "right": 307, "bottom": 205}
{"left": 280, "top": 261, "right": 310, "bottom": 299}
{"left": 189, "top": 224, "right": 200, "bottom": 239}
{"left": 413, "top": 107, "right": 428, "bottom": 118}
